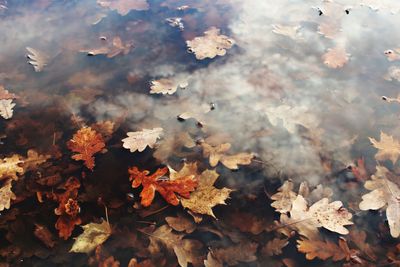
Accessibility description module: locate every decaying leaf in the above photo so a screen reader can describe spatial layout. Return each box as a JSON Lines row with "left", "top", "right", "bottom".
{"left": 147, "top": 224, "right": 204, "bottom": 267}
{"left": 181, "top": 169, "right": 232, "bottom": 218}
{"left": 270, "top": 180, "right": 297, "bottom": 213}
{"left": 70, "top": 220, "right": 112, "bottom": 254}
{"left": 122, "top": 128, "right": 163, "bottom": 152}
{"left": 26, "top": 47, "right": 48, "bottom": 72}
{"left": 0, "top": 99, "right": 16, "bottom": 119}
{"left": 0, "top": 155, "right": 24, "bottom": 181}
{"left": 0, "top": 85, "right": 17, "bottom": 100}
{"left": 280, "top": 195, "right": 353, "bottom": 238}
{"left": 322, "top": 46, "right": 350, "bottom": 68}
{"left": 83, "top": 36, "right": 133, "bottom": 58}
{"left": 22, "top": 150, "right": 51, "bottom": 172}
{"left": 186, "top": 27, "right": 234, "bottom": 60}
{"left": 34, "top": 224, "right": 56, "bottom": 248}
{"left": 0, "top": 179, "right": 16, "bottom": 211}
{"left": 150, "top": 78, "right": 187, "bottom": 95}
{"left": 201, "top": 142, "right": 253, "bottom": 170}
{"left": 128, "top": 165, "right": 197, "bottom": 207}
{"left": 67, "top": 127, "right": 105, "bottom": 170}
{"left": 297, "top": 238, "right": 359, "bottom": 262}
{"left": 262, "top": 238, "right": 289, "bottom": 256}
{"left": 211, "top": 242, "right": 258, "bottom": 266}
{"left": 359, "top": 166, "right": 400, "bottom": 238}
{"left": 369, "top": 131, "right": 400, "bottom": 164}
{"left": 165, "top": 213, "right": 196, "bottom": 233}
{"left": 97, "top": 0, "right": 149, "bottom": 16}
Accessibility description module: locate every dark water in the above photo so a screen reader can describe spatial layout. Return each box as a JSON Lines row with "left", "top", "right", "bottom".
{"left": 1, "top": 0, "right": 400, "bottom": 266}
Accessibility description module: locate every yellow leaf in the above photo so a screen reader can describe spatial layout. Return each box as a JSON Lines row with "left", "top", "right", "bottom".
{"left": 70, "top": 220, "right": 111, "bottom": 254}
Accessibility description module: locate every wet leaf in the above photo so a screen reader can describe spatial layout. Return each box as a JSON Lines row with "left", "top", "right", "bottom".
{"left": 150, "top": 78, "right": 187, "bottom": 95}
{"left": 70, "top": 220, "right": 112, "bottom": 254}
{"left": 181, "top": 169, "right": 232, "bottom": 218}
{"left": 122, "top": 128, "right": 163, "bottom": 153}
{"left": 262, "top": 238, "right": 289, "bottom": 256}
{"left": 0, "top": 179, "right": 16, "bottom": 211}
{"left": 26, "top": 47, "right": 48, "bottom": 72}
{"left": 297, "top": 238, "right": 357, "bottom": 262}
{"left": 0, "top": 99, "right": 15, "bottom": 119}
{"left": 186, "top": 27, "right": 234, "bottom": 60}
{"left": 322, "top": 46, "right": 350, "bottom": 68}
{"left": 67, "top": 127, "right": 106, "bottom": 170}
{"left": 97, "top": 0, "right": 149, "bottom": 15}
{"left": 128, "top": 166, "right": 197, "bottom": 207}
{"left": 369, "top": 131, "right": 400, "bottom": 164}
{"left": 0, "top": 155, "right": 24, "bottom": 181}
{"left": 359, "top": 166, "right": 400, "bottom": 238}
{"left": 211, "top": 242, "right": 258, "bottom": 266}
{"left": 201, "top": 142, "right": 253, "bottom": 170}
{"left": 270, "top": 180, "right": 297, "bottom": 213}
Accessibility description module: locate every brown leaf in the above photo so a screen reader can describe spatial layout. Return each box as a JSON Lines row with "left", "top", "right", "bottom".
{"left": 34, "top": 224, "right": 56, "bottom": 248}
{"left": 322, "top": 46, "right": 350, "bottom": 68}
{"left": 0, "top": 85, "right": 17, "bottom": 100}
{"left": 271, "top": 180, "right": 297, "bottom": 213}
{"left": 165, "top": 213, "right": 196, "bottom": 233}
{"left": 201, "top": 142, "right": 253, "bottom": 170}
{"left": 67, "top": 127, "right": 105, "bottom": 170}
{"left": 128, "top": 166, "right": 197, "bottom": 207}
{"left": 262, "top": 238, "right": 289, "bottom": 256}
{"left": 186, "top": 27, "right": 234, "bottom": 60}
{"left": 97, "top": 0, "right": 149, "bottom": 16}
{"left": 211, "top": 242, "right": 258, "bottom": 266}
{"left": 369, "top": 131, "right": 400, "bottom": 164}
{"left": 297, "top": 238, "right": 358, "bottom": 262}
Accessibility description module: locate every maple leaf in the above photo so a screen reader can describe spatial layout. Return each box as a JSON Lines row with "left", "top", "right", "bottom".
{"left": 0, "top": 99, "right": 15, "bottom": 119}
{"left": 369, "top": 131, "right": 400, "bottom": 164}
{"left": 0, "top": 155, "right": 24, "bottom": 181}
{"left": 322, "top": 46, "right": 350, "bottom": 68}
{"left": 0, "top": 179, "right": 16, "bottom": 211}
{"left": 201, "top": 142, "right": 253, "bottom": 170}
{"left": 67, "top": 127, "right": 105, "bottom": 170}
{"left": 128, "top": 166, "right": 197, "bottom": 207}
{"left": 70, "top": 220, "right": 112, "bottom": 254}
{"left": 97, "top": 0, "right": 149, "bottom": 16}
{"left": 147, "top": 224, "right": 204, "bottom": 267}
{"left": 270, "top": 180, "right": 297, "bottom": 213}
{"left": 280, "top": 195, "right": 353, "bottom": 238}
{"left": 122, "top": 128, "right": 163, "bottom": 153}
{"left": 359, "top": 166, "right": 400, "bottom": 238}
{"left": 297, "top": 238, "right": 360, "bottom": 262}
{"left": 180, "top": 168, "right": 232, "bottom": 218}
{"left": 26, "top": 47, "right": 48, "bottom": 72}
{"left": 186, "top": 27, "right": 234, "bottom": 60}
{"left": 150, "top": 78, "right": 187, "bottom": 95}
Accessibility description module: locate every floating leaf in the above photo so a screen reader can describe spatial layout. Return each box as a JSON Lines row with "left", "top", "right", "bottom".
{"left": 122, "top": 128, "right": 163, "bottom": 153}
{"left": 322, "top": 46, "right": 350, "bottom": 68}
{"left": 97, "top": 0, "right": 149, "bottom": 15}
{"left": 26, "top": 47, "right": 48, "bottom": 72}
{"left": 0, "top": 155, "right": 24, "bottom": 181}
{"left": 201, "top": 142, "right": 253, "bottom": 170}
{"left": 150, "top": 78, "right": 187, "bottom": 95}
{"left": 0, "top": 99, "right": 15, "bottom": 119}
{"left": 297, "top": 238, "right": 358, "bottom": 262}
{"left": 369, "top": 131, "right": 400, "bottom": 164}
{"left": 70, "top": 220, "right": 111, "bottom": 254}
{"left": 67, "top": 127, "right": 105, "bottom": 170}
{"left": 270, "top": 180, "right": 297, "bottom": 213}
{"left": 186, "top": 27, "right": 234, "bottom": 60}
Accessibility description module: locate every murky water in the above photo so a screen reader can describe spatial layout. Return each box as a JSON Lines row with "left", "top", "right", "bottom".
{"left": 1, "top": 0, "right": 400, "bottom": 266}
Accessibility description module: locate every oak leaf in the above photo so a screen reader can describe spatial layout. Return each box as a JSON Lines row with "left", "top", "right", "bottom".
{"left": 211, "top": 242, "right": 258, "bottom": 266}
{"left": 322, "top": 46, "right": 350, "bottom": 68}
{"left": 180, "top": 169, "right": 232, "bottom": 218}
{"left": 201, "top": 142, "right": 253, "bottom": 170}
{"left": 262, "top": 238, "right": 289, "bottom": 256}
{"left": 150, "top": 78, "right": 187, "bottom": 95}
{"left": 297, "top": 238, "right": 356, "bottom": 262}
{"left": 70, "top": 220, "right": 112, "bottom": 254}
{"left": 0, "top": 99, "right": 15, "bottom": 119}
{"left": 0, "top": 85, "right": 17, "bottom": 100}
{"left": 128, "top": 166, "right": 197, "bottom": 207}
{"left": 26, "top": 47, "right": 48, "bottom": 72}
{"left": 22, "top": 150, "right": 50, "bottom": 172}
{"left": 0, "top": 155, "right": 24, "bottom": 181}
{"left": 359, "top": 166, "right": 400, "bottom": 237}
{"left": 186, "top": 27, "right": 234, "bottom": 60}
{"left": 122, "top": 128, "right": 163, "bottom": 152}
{"left": 270, "top": 180, "right": 297, "bottom": 213}
{"left": 369, "top": 131, "right": 400, "bottom": 164}
{"left": 148, "top": 224, "right": 204, "bottom": 267}
{"left": 281, "top": 195, "right": 353, "bottom": 238}
{"left": 67, "top": 127, "right": 105, "bottom": 170}
{"left": 0, "top": 179, "right": 16, "bottom": 211}
{"left": 97, "top": 0, "right": 149, "bottom": 15}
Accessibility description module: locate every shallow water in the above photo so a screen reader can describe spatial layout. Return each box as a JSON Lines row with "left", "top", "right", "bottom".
{"left": 1, "top": 0, "right": 400, "bottom": 266}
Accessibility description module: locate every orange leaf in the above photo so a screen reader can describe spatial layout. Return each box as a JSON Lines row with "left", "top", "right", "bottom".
{"left": 128, "top": 166, "right": 197, "bottom": 207}
{"left": 67, "top": 127, "right": 105, "bottom": 170}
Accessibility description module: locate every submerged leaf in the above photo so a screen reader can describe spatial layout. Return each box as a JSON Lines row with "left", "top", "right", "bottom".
{"left": 97, "top": 0, "right": 149, "bottom": 15}
{"left": 70, "top": 220, "right": 111, "bottom": 254}
{"left": 26, "top": 47, "right": 48, "bottom": 72}
{"left": 0, "top": 179, "right": 16, "bottom": 211}
{"left": 369, "top": 131, "right": 400, "bottom": 164}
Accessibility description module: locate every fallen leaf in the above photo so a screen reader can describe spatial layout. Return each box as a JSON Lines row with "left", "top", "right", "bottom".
{"left": 186, "top": 27, "right": 234, "bottom": 60}
{"left": 165, "top": 214, "right": 196, "bottom": 233}
{"left": 201, "top": 142, "right": 253, "bottom": 170}
{"left": 128, "top": 166, "right": 197, "bottom": 207}
{"left": 211, "top": 242, "right": 258, "bottom": 266}
{"left": 22, "top": 150, "right": 50, "bottom": 172}
{"left": 262, "top": 238, "right": 289, "bottom": 256}
{"left": 122, "top": 128, "right": 163, "bottom": 153}
{"left": 0, "top": 155, "right": 24, "bottom": 181}
{"left": 0, "top": 99, "right": 16, "bottom": 119}
{"left": 34, "top": 224, "right": 56, "bottom": 248}
{"left": 67, "top": 127, "right": 105, "bottom": 170}
{"left": 70, "top": 220, "right": 112, "bottom": 254}
{"left": 272, "top": 24, "right": 302, "bottom": 40}
{"left": 0, "top": 179, "right": 16, "bottom": 211}
{"left": 181, "top": 169, "right": 232, "bottom": 218}
{"left": 384, "top": 66, "right": 400, "bottom": 82}
{"left": 384, "top": 49, "right": 400, "bottom": 61}
{"left": 297, "top": 238, "right": 358, "bottom": 262}
{"left": 150, "top": 78, "right": 187, "bottom": 95}
{"left": 369, "top": 131, "right": 400, "bottom": 164}
{"left": 26, "top": 47, "right": 48, "bottom": 72}
{"left": 0, "top": 85, "right": 17, "bottom": 100}
{"left": 322, "top": 46, "right": 350, "bottom": 68}
{"left": 270, "top": 180, "right": 297, "bottom": 213}
{"left": 97, "top": 0, "right": 149, "bottom": 15}
{"left": 359, "top": 166, "right": 400, "bottom": 238}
